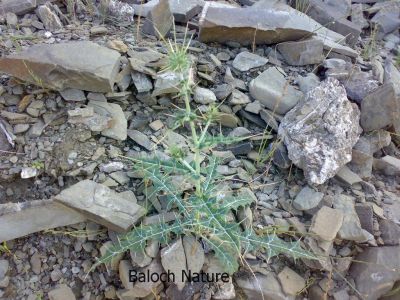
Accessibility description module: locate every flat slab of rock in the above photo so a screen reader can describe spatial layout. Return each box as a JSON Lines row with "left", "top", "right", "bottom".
{"left": 350, "top": 246, "right": 400, "bottom": 300}
{"left": 55, "top": 180, "right": 146, "bottom": 232}
{"left": 278, "top": 78, "right": 362, "bottom": 185}
{"left": 133, "top": 0, "right": 204, "bottom": 22}
{"left": 305, "top": 0, "right": 361, "bottom": 47}
{"left": 232, "top": 51, "right": 268, "bottom": 71}
{"left": 249, "top": 67, "right": 303, "bottom": 115}
{"left": 0, "top": 199, "right": 85, "bottom": 242}
{"left": 0, "top": 0, "right": 36, "bottom": 15}
{"left": 0, "top": 41, "right": 121, "bottom": 93}
{"left": 199, "top": 2, "right": 345, "bottom": 46}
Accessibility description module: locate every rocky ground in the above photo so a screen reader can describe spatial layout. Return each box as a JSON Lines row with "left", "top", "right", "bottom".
{"left": 0, "top": 0, "right": 400, "bottom": 299}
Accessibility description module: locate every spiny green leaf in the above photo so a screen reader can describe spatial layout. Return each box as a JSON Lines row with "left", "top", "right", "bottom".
{"left": 141, "top": 166, "right": 191, "bottom": 216}
{"left": 218, "top": 193, "right": 254, "bottom": 213}
{"left": 198, "top": 134, "right": 248, "bottom": 150}
{"left": 93, "top": 221, "right": 184, "bottom": 271}
{"left": 239, "top": 230, "right": 317, "bottom": 261}
{"left": 127, "top": 156, "right": 193, "bottom": 176}
{"left": 202, "top": 235, "right": 239, "bottom": 274}
{"left": 202, "top": 156, "right": 220, "bottom": 194}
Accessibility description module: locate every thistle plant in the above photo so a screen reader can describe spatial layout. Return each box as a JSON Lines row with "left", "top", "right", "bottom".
{"left": 95, "top": 32, "right": 316, "bottom": 275}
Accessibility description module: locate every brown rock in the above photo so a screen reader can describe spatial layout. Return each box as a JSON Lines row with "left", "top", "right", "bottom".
{"left": 309, "top": 206, "right": 344, "bottom": 241}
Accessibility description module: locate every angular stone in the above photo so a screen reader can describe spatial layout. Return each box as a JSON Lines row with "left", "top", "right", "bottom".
{"left": 373, "top": 156, "right": 400, "bottom": 176}
{"left": 232, "top": 51, "right": 268, "bottom": 72}
{"left": 333, "top": 194, "right": 370, "bottom": 242}
{"left": 351, "top": 4, "right": 369, "bottom": 29}
{"left": 0, "top": 200, "right": 85, "bottom": 243}
{"left": 119, "top": 260, "right": 134, "bottom": 289}
{"left": 350, "top": 246, "right": 400, "bottom": 300}
{"left": 355, "top": 204, "right": 374, "bottom": 234}
{"left": 380, "top": 219, "right": 400, "bottom": 246}
{"left": 343, "top": 69, "right": 379, "bottom": 104}
{"left": 183, "top": 235, "right": 204, "bottom": 274}
{"left": 360, "top": 83, "right": 400, "bottom": 133}
{"left": 371, "top": 3, "right": 400, "bottom": 39}
{"left": 349, "top": 148, "right": 373, "bottom": 179}
{"left": 48, "top": 285, "right": 76, "bottom": 300}
{"left": 229, "top": 89, "right": 250, "bottom": 105}
{"left": 133, "top": 0, "right": 204, "bottom": 22}
{"left": 36, "top": 4, "right": 63, "bottom": 32}
{"left": 0, "top": 0, "right": 37, "bottom": 15}
{"left": 335, "top": 165, "right": 363, "bottom": 186}
{"left": 296, "top": 73, "right": 320, "bottom": 93}
{"left": 152, "top": 71, "right": 182, "bottom": 96}
{"left": 277, "top": 267, "right": 306, "bottom": 296}
{"left": 293, "top": 186, "right": 324, "bottom": 211}
{"left": 278, "top": 78, "right": 362, "bottom": 185}
{"left": 249, "top": 67, "right": 303, "bottom": 115}
{"left": 199, "top": 3, "right": 345, "bottom": 46}
{"left": 193, "top": 86, "right": 216, "bottom": 104}
{"left": 55, "top": 180, "right": 146, "bottom": 232}
{"left": 161, "top": 238, "right": 187, "bottom": 290}
{"left": 88, "top": 101, "right": 127, "bottom": 141}
{"left": 131, "top": 71, "right": 153, "bottom": 93}
{"left": 235, "top": 273, "right": 289, "bottom": 300}
{"left": 128, "top": 129, "right": 156, "bottom": 151}
{"left": 0, "top": 42, "right": 121, "bottom": 93}
{"left": 305, "top": 0, "right": 361, "bottom": 46}
{"left": 142, "top": 0, "right": 173, "bottom": 38}
{"left": 127, "top": 258, "right": 164, "bottom": 297}
{"left": 277, "top": 38, "right": 324, "bottom": 66}
{"left": 310, "top": 206, "right": 344, "bottom": 241}
{"left": 60, "top": 88, "right": 86, "bottom": 102}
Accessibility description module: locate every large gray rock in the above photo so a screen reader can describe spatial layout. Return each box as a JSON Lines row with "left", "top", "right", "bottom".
{"left": 0, "top": 200, "right": 85, "bottom": 242}
{"left": 133, "top": 0, "right": 204, "bottom": 22}
{"left": 249, "top": 67, "right": 303, "bottom": 115}
{"left": 0, "top": 0, "right": 36, "bottom": 15}
{"left": 0, "top": 42, "right": 121, "bottom": 93}
{"left": 277, "top": 38, "right": 324, "bottom": 66}
{"left": 360, "top": 83, "right": 400, "bottom": 133}
{"left": 199, "top": 2, "right": 345, "bottom": 46}
{"left": 350, "top": 246, "right": 400, "bottom": 300}
{"left": 304, "top": 0, "right": 361, "bottom": 46}
{"left": 55, "top": 180, "right": 146, "bottom": 232}
{"left": 278, "top": 78, "right": 362, "bottom": 185}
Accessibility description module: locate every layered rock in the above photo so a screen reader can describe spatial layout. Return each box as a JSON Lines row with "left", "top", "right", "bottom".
{"left": 278, "top": 78, "right": 362, "bottom": 185}
{"left": 0, "top": 41, "right": 121, "bottom": 93}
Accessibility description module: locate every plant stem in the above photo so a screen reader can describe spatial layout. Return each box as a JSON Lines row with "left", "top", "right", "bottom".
{"left": 183, "top": 85, "right": 202, "bottom": 195}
